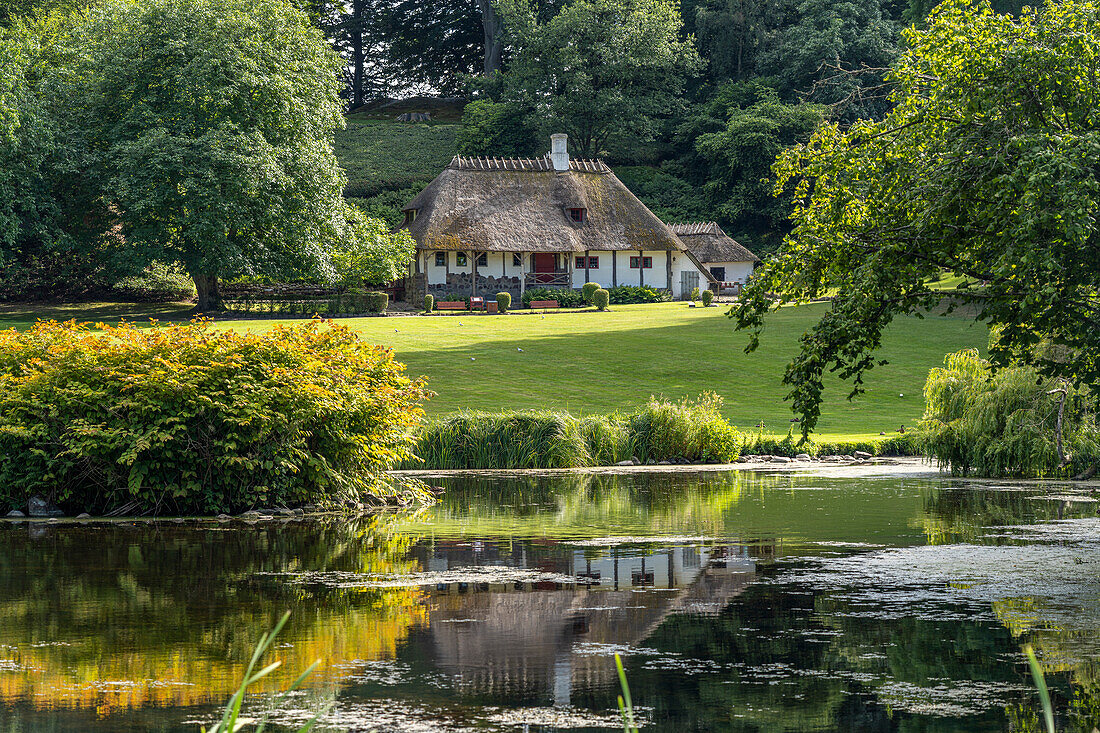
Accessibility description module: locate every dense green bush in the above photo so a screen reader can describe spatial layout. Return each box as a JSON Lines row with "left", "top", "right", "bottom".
{"left": 496, "top": 291, "right": 511, "bottom": 312}
{"left": 331, "top": 212, "right": 416, "bottom": 289}
{"left": 346, "top": 186, "right": 424, "bottom": 228}
{"left": 423, "top": 294, "right": 434, "bottom": 312}
{"left": 521, "top": 287, "right": 586, "bottom": 308}
{"left": 606, "top": 285, "right": 670, "bottom": 304}
{"left": 455, "top": 100, "right": 539, "bottom": 157}
{"left": 408, "top": 395, "right": 743, "bottom": 469}
{"left": 593, "top": 288, "right": 610, "bottom": 311}
{"left": 701, "top": 289, "right": 714, "bottom": 306}
{"left": 917, "top": 349, "right": 1099, "bottom": 477}
{"left": 581, "top": 281, "right": 601, "bottom": 304}
{"left": 111, "top": 263, "right": 197, "bottom": 301}
{"left": 439, "top": 293, "right": 472, "bottom": 307}
{"left": 361, "top": 291, "right": 388, "bottom": 313}
{"left": 0, "top": 320, "right": 430, "bottom": 515}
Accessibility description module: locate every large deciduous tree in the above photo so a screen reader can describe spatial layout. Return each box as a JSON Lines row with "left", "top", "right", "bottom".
{"left": 498, "top": 0, "right": 701, "bottom": 157}
{"left": 732, "top": 0, "right": 1100, "bottom": 435}
{"left": 0, "top": 12, "right": 124, "bottom": 299}
{"left": 75, "top": 0, "right": 352, "bottom": 311}
{"left": 684, "top": 84, "right": 826, "bottom": 253}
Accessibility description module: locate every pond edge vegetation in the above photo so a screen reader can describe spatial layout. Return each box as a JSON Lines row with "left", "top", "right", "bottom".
{"left": 404, "top": 394, "right": 918, "bottom": 471}
{"left": 0, "top": 319, "right": 431, "bottom": 516}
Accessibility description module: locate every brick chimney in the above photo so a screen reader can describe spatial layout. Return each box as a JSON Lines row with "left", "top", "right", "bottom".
{"left": 550, "top": 133, "right": 569, "bottom": 171}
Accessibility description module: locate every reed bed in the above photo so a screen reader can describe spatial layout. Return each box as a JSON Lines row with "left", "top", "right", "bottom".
{"left": 405, "top": 395, "right": 744, "bottom": 470}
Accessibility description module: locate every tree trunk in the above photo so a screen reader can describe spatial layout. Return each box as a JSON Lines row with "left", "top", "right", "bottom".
{"left": 192, "top": 273, "right": 224, "bottom": 312}
{"left": 477, "top": 0, "right": 502, "bottom": 76}
{"left": 1047, "top": 385, "right": 1069, "bottom": 466}
{"left": 351, "top": 0, "right": 366, "bottom": 108}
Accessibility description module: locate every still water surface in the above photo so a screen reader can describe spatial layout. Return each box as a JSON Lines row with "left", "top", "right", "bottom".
{"left": 1, "top": 466, "right": 1099, "bottom": 731}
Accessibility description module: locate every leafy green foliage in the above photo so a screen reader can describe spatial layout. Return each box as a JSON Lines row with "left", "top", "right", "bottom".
{"left": 689, "top": 86, "right": 826, "bottom": 252}
{"left": 331, "top": 211, "right": 415, "bottom": 288}
{"left": 593, "top": 287, "right": 610, "bottom": 310}
{"left": 74, "top": 0, "right": 351, "bottom": 309}
{"left": 497, "top": 0, "right": 701, "bottom": 156}
{"left": 0, "top": 12, "right": 133, "bottom": 299}
{"left": 495, "top": 291, "right": 511, "bottom": 312}
{"left": 111, "top": 263, "right": 197, "bottom": 301}
{"left": 733, "top": 0, "right": 1100, "bottom": 435}
{"left": 346, "top": 186, "right": 423, "bottom": 228}
{"left": 521, "top": 287, "right": 586, "bottom": 308}
{"left": 0, "top": 320, "right": 429, "bottom": 514}
{"left": 581, "top": 281, "right": 602, "bottom": 304}
{"left": 754, "top": 0, "right": 900, "bottom": 119}
{"left": 410, "top": 394, "right": 742, "bottom": 469}
{"left": 701, "top": 289, "right": 714, "bottom": 306}
{"left": 423, "top": 293, "right": 434, "bottom": 312}
{"left": 456, "top": 99, "right": 539, "bottom": 156}
{"left": 605, "top": 285, "right": 669, "bottom": 304}
{"left": 686, "top": 0, "right": 899, "bottom": 118}
{"left": 613, "top": 165, "right": 714, "bottom": 223}
{"left": 917, "top": 350, "right": 1099, "bottom": 477}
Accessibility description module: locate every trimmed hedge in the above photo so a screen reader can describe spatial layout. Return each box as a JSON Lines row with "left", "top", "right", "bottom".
{"left": 361, "top": 291, "right": 388, "bottom": 313}
{"left": 496, "top": 291, "right": 511, "bottom": 312}
{"left": 593, "top": 288, "right": 610, "bottom": 310}
{"left": 423, "top": 294, "right": 434, "bottom": 313}
{"left": 581, "top": 281, "right": 602, "bottom": 304}
{"left": 0, "top": 320, "right": 430, "bottom": 515}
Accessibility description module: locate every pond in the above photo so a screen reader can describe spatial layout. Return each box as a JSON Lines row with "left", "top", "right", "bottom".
{"left": 1, "top": 465, "right": 1099, "bottom": 732}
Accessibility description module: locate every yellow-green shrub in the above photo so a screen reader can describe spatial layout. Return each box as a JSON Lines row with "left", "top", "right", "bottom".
{"left": 0, "top": 319, "right": 430, "bottom": 514}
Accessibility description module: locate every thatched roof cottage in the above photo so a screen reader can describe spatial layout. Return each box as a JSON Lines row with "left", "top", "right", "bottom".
{"left": 668, "top": 222, "right": 760, "bottom": 286}
{"left": 401, "top": 134, "right": 719, "bottom": 300}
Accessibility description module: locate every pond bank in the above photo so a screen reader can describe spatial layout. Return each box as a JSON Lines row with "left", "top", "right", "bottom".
{"left": 393, "top": 455, "right": 936, "bottom": 479}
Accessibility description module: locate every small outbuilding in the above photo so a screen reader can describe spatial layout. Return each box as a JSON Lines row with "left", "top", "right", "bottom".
{"left": 667, "top": 222, "right": 759, "bottom": 290}
{"left": 400, "top": 134, "right": 717, "bottom": 301}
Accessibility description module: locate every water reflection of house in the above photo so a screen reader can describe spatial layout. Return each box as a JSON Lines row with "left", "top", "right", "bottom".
{"left": 410, "top": 541, "right": 758, "bottom": 703}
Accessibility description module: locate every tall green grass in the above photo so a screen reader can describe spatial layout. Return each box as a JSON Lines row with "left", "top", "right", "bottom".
{"left": 406, "top": 395, "right": 743, "bottom": 469}
{"left": 740, "top": 430, "right": 918, "bottom": 458}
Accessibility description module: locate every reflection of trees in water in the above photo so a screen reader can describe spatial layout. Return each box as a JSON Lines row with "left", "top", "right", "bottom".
{"left": 0, "top": 514, "right": 429, "bottom": 711}
{"left": 922, "top": 485, "right": 1100, "bottom": 730}
{"left": 412, "top": 471, "right": 755, "bottom": 538}
{"left": 920, "top": 485, "right": 1099, "bottom": 545}
{"left": 615, "top": 577, "right": 893, "bottom": 732}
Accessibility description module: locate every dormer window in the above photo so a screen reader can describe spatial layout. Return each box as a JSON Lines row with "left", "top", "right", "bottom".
{"left": 404, "top": 209, "right": 418, "bottom": 224}
{"left": 568, "top": 208, "right": 586, "bottom": 223}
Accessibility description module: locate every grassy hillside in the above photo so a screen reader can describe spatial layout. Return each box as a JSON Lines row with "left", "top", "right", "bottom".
{"left": 336, "top": 117, "right": 458, "bottom": 198}
{"left": 0, "top": 301, "right": 987, "bottom": 440}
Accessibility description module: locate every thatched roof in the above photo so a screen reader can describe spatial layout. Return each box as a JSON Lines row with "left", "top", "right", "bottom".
{"left": 668, "top": 222, "right": 759, "bottom": 264}
{"left": 402, "top": 156, "right": 685, "bottom": 253}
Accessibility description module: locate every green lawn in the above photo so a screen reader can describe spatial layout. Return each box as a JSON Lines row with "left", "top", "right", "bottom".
{"left": 0, "top": 301, "right": 986, "bottom": 440}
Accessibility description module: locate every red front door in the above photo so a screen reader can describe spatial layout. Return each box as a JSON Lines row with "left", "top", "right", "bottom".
{"left": 532, "top": 253, "right": 557, "bottom": 283}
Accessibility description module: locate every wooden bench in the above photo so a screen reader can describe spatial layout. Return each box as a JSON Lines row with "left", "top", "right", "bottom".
{"left": 436, "top": 300, "right": 467, "bottom": 311}
{"left": 528, "top": 299, "right": 560, "bottom": 309}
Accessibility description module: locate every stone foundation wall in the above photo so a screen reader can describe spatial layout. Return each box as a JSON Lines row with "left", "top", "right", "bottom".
{"left": 427, "top": 272, "right": 524, "bottom": 298}
{"left": 406, "top": 273, "right": 427, "bottom": 304}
